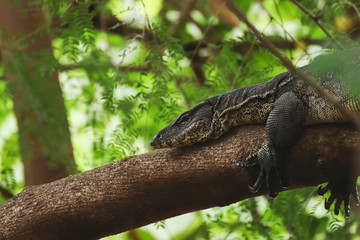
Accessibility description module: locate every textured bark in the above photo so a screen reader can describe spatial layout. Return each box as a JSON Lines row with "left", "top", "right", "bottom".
{"left": 0, "top": 0, "right": 75, "bottom": 185}
{"left": 0, "top": 124, "right": 359, "bottom": 240}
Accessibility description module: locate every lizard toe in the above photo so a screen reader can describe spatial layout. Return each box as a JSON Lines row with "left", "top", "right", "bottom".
{"left": 325, "top": 194, "right": 335, "bottom": 210}
{"left": 334, "top": 199, "right": 342, "bottom": 215}
{"left": 318, "top": 184, "right": 329, "bottom": 196}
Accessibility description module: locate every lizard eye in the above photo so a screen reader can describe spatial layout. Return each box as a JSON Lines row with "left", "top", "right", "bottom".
{"left": 180, "top": 115, "right": 191, "bottom": 123}
{"left": 174, "top": 114, "right": 191, "bottom": 125}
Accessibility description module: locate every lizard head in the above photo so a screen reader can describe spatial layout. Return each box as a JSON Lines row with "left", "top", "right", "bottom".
{"left": 150, "top": 100, "right": 214, "bottom": 148}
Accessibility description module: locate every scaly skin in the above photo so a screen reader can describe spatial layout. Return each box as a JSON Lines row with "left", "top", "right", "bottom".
{"left": 150, "top": 48, "right": 360, "bottom": 217}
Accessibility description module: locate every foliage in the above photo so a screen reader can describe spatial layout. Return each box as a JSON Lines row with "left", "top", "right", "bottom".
{"left": 1, "top": 0, "right": 360, "bottom": 239}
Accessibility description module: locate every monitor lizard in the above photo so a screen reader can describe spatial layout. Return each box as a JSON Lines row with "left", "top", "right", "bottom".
{"left": 150, "top": 48, "right": 360, "bottom": 217}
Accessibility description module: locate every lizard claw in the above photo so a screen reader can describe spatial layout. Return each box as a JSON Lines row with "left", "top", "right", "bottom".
{"left": 318, "top": 177, "right": 359, "bottom": 218}
{"left": 247, "top": 169, "right": 278, "bottom": 198}
{"left": 239, "top": 146, "right": 281, "bottom": 197}
{"left": 248, "top": 168, "right": 264, "bottom": 193}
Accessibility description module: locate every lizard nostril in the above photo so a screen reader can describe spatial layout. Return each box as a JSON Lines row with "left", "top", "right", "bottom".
{"left": 156, "top": 134, "right": 162, "bottom": 139}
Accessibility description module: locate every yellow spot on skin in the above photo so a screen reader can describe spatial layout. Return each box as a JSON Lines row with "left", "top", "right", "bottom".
{"left": 183, "top": 135, "right": 191, "bottom": 144}
{"left": 172, "top": 140, "right": 179, "bottom": 147}
{"left": 161, "top": 143, "right": 169, "bottom": 148}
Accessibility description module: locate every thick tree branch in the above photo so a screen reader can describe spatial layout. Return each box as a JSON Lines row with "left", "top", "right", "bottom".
{"left": 0, "top": 124, "right": 359, "bottom": 240}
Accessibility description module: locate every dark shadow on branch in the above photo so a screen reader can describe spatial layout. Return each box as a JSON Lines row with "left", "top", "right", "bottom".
{"left": 0, "top": 185, "right": 13, "bottom": 199}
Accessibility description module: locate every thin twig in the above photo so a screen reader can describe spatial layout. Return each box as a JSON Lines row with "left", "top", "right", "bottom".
{"left": 139, "top": 0, "right": 161, "bottom": 45}
{"left": 226, "top": 0, "right": 360, "bottom": 129}
{"left": 97, "top": 1, "right": 107, "bottom": 31}
{"left": 139, "top": 0, "right": 153, "bottom": 32}
{"left": 188, "top": 0, "right": 231, "bottom": 69}
{"left": 258, "top": 1, "right": 310, "bottom": 56}
{"left": 290, "top": 0, "right": 344, "bottom": 50}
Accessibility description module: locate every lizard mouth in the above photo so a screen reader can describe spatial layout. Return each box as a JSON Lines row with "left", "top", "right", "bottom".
{"left": 149, "top": 137, "right": 162, "bottom": 149}
{"left": 150, "top": 132, "right": 185, "bottom": 148}
{"left": 150, "top": 132, "right": 171, "bottom": 148}
{"left": 150, "top": 138, "right": 179, "bottom": 148}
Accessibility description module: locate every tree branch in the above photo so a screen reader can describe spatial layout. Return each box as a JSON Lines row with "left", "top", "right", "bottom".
{"left": 0, "top": 124, "right": 358, "bottom": 240}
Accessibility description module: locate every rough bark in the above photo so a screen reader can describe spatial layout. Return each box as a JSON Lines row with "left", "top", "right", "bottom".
{"left": 0, "top": 0, "right": 75, "bottom": 185}
{"left": 0, "top": 124, "right": 359, "bottom": 240}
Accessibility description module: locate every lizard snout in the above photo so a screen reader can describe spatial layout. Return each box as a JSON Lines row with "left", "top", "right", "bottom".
{"left": 150, "top": 132, "right": 163, "bottom": 149}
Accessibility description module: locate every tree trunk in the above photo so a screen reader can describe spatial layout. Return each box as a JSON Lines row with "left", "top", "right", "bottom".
{"left": 0, "top": 0, "right": 75, "bottom": 185}
{"left": 0, "top": 124, "right": 358, "bottom": 240}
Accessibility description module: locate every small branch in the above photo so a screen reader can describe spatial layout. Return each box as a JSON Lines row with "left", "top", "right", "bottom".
{"left": 290, "top": 0, "right": 344, "bottom": 50}
{"left": 97, "top": 3, "right": 107, "bottom": 31}
{"left": 258, "top": 1, "right": 310, "bottom": 55}
{"left": 58, "top": 63, "right": 152, "bottom": 72}
{"left": 226, "top": 0, "right": 360, "bottom": 129}
{"left": 172, "top": 0, "right": 197, "bottom": 37}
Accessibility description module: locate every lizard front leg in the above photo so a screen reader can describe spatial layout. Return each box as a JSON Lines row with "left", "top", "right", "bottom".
{"left": 238, "top": 92, "right": 360, "bottom": 216}
{"left": 238, "top": 92, "right": 306, "bottom": 197}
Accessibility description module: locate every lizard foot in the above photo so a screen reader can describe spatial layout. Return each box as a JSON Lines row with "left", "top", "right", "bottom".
{"left": 318, "top": 177, "right": 360, "bottom": 217}
{"left": 238, "top": 146, "right": 288, "bottom": 198}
